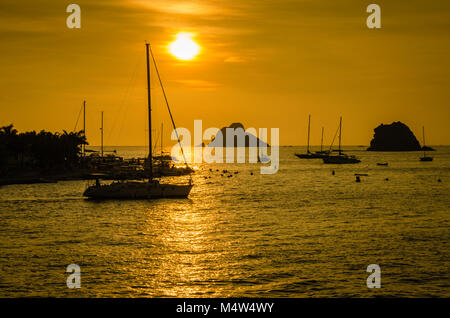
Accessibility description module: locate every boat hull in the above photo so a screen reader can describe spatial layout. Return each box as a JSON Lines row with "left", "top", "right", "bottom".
{"left": 295, "top": 153, "right": 330, "bottom": 159}
{"left": 154, "top": 166, "right": 194, "bottom": 176}
{"left": 420, "top": 157, "right": 433, "bottom": 162}
{"left": 323, "top": 155, "right": 361, "bottom": 164}
{"left": 83, "top": 181, "right": 193, "bottom": 199}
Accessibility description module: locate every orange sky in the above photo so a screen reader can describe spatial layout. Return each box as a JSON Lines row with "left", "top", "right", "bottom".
{"left": 1, "top": 0, "right": 449, "bottom": 146}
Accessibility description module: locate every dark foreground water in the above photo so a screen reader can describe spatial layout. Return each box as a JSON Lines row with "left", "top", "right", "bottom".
{"left": 0, "top": 146, "right": 449, "bottom": 297}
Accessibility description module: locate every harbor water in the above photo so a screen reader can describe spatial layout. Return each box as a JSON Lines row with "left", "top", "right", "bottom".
{"left": 0, "top": 146, "right": 449, "bottom": 297}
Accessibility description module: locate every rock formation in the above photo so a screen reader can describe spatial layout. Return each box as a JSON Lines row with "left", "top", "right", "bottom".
{"left": 207, "top": 122, "right": 269, "bottom": 147}
{"left": 367, "top": 121, "right": 434, "bottom": 151}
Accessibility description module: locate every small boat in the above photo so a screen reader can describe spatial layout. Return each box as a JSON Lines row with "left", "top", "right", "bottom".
{"left": 152, "top": 122, "right": 176, "bottom": 161}
{"left": 153, "top": 154, "right": 173, "bottom": 161}
{"left": 377, "top": 162, "right": 388, "bottom": 166}
{"left": 295, "top": 152, "right": 327, "bottom": 159}
{"left": 314, "top": 127, "right": 331, "bottom": 157}
{"left": 322, "top": 117, "right": 361, "bottom": 164}
{"left": 152, "top": 122, "right": 194, "bottom": 176}
{"left": 83, "top": 43, "right": 193, "bottom": 199}
{"left": 153, "top": 161, "right": 194, "bottom": 176}
{"left": 323, "top": 154, "right": 360, "bottom": 164}
{"left": 295, "top": 116, "right": 330, "bottom": 159}
{"left": 420, "top": 126, "right": 433, "bottom": 162}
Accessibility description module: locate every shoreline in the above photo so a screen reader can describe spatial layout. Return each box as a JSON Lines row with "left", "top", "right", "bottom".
{"left": 0, "top": 172, "right": 93, "bottom": 186}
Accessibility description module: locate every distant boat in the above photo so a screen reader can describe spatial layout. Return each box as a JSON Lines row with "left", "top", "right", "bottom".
{"left": 152, "top": 154, "right": 173, "bottom": 161}
{"left": 152, "top": 122, "right": 193, "bottom": 176}
{"left": 322, "top": 117, "right": 361, "bottom": 164}
{"left": 323, "top": 154, "right": 360, "bottom": 164}
{"left": 377, "top": 162, "right": 388, "bottom": 166}
{"left": 295, "top": 115, "right": 330, "bottom": 159}
{"left": 153, "top": 161, "right": 194, "bottom": 177}
{"left": 83, "top": 43, "right": 193, "bottom": 199}
{"left": 315, "top": 127, "right": 331, "bottom": 157}
{"left": 152, "top": 122, "right": 175, "bottom": 161}
{"left": 420, "top": 126, "right": 433, "bottom": 162}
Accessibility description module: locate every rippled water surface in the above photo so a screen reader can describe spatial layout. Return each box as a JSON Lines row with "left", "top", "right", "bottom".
{"left": 0, "top": 146, "right": 449, "bottom": 297}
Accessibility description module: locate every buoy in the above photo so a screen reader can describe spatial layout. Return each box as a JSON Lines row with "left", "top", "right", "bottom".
{"left": 355, "top": 176, "right": 361, "bottom": 182}
{"left": 438, "top": 178, "right": 442, "bottom": 182}
{"left": 332, "top": 170, "right": 335, "bottom": 175}
{"left": 250, "top": 172, "right": 254, "bottom": 175}
{"left": 385, "top": 178, "right": 389, "bottom": 181}
{"left": 234, "top": 171, "right": 239, "bottom": 174}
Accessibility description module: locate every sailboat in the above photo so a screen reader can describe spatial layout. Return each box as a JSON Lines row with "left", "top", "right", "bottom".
{"left": 420, "top": 126, "right": 433, "bottom": 162}
{"left": 83, "top": 43, "right": 193, "bottom": 199}
{"left": 152, "top": 123, "right": 194, "bottom": 176}
{"left": 152, "top": 123, "right": 172, "bottom": 161}
{"left": 315, "top": 127, "right": 330, "bottom": 156}
{"left": 322, "top": 117, "right": 360, "bottom": 164}
{"left": 295, "top": 115, "right": 330, "bottom": 159}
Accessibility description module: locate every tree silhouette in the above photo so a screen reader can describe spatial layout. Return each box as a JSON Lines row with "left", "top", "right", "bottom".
{"left": 0, "top": 124, "right": 87, "bottom": 175}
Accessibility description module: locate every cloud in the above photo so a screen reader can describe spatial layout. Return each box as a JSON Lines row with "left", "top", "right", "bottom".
{"left": 132, "top": 0, "right": 226, "bottom": 16}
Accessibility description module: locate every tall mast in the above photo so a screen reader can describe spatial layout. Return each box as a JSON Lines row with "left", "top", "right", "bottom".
{"left": 321, "top": 127, "right": 324, "bottom": 152}
{"left": 146, "top": 43, "right": 153, "bottom": 180}
{"left": 161, "top": 122, "right": 163, "bottom": 156}
{"left": 307, "top": 114, "right": 311, "bottom": 153}
{"left": 83, "top": 100, "right": 86, "bottom": 157}
{"left": 338, "top": 117, "right": 342, "bottom": 155}
{"left": 149, "top": 45, "right": 190, "bottom": 169}
{"left": 423, "top": 126, "right": 426, "bottom": 156}
{"left": 100, "top": 111, "right": 104, "bottom": 158}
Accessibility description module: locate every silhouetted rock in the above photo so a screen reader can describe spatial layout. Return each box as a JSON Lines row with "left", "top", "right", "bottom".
{"left": 367, "top": 122, "right": 434, "bottom": 151}
{"left": 207, "top": 122, "right": 269, "bottom": 147}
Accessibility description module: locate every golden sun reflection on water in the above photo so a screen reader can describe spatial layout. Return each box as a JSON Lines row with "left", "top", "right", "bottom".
{"left": 141, "top": 198, "right": 233, "bottom": 297}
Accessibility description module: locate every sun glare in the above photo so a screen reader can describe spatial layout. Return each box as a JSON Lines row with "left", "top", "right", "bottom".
{"left": 169, "top": 33, "right": 200, "bottom": 61}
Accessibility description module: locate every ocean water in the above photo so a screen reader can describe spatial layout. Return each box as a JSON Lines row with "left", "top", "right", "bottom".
{"left": 0, "top": 146, "right": 449, "bottom": 297}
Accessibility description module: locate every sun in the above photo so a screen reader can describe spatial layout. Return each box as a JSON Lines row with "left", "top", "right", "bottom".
{"left": 169, "top": 33, "right": 200, "bottom": 61}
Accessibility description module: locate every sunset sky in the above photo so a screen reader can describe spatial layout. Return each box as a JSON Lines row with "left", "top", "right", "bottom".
{"left": 1, "top": 0, "right": 449, "bottom": 146}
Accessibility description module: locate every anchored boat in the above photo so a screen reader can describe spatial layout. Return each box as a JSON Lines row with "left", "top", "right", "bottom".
{"left": 322, "top": 117, "right": 361, "bottom": 164}
{"left": 295, "top": 115, "right": 330, "bottom": 159}
{"left": 83, "top": 43, "right": 193, "bottom": 199}
{"left": 420, "top": 126, "right": 433, "bottom": 162}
